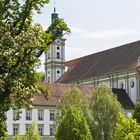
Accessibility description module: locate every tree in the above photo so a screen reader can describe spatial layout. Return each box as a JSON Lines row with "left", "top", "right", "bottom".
{"left": 34, "top": 72, "right": 45, "bottom": 82}
{"left": 57, "top": 86, "right": 89, "bottom": 115}
{"left": 13, "top": 122, "right": 40, "bottom": 140}
{"left": 0, "top": 0, "right": 70, "bottom": 139}
{"left": 55, "top": 106, "right": 92, "bottom": 140}
{"left": 90, "top": 85, "right": 123, "bottom": 140}
{"left": 133, "top": 102, "right": 140, "bottom": 124}
{"left": 112, "top": 113, "right": 140, "bottom": 140}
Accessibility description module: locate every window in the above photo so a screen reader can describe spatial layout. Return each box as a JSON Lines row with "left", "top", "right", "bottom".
{"left": 48, "top": 76, "right": 50, "bottom": 83}
{"left": 50, "top": 125, "right": 55, "bottom": 136}
{"left": 50, "top": 110, "right": 55, "bottom": 121}
{"left": 13, "top": 110, "right": 20, "bottom": 121}
{"left": 38, "top": 125, "right": 44, "bottom": 136}
{"left": 119, "top": 82, "right": 124, "bottom": 89}
{"left": 130, "top": 80, "right": 134, "bottom": 88}
{"left": 57, "top": 70, "right": 60, "bottom": 74}
{"left": 13, "top": 124, "right": 19, "bottom": 135}
{"left": 26, "top": 124, "right": 31, "bottom": 132}
{"left": 26, "top": 110, "right": 32, "bottom": 120}
{"left": 48, "top": 70, "right": 50, "bottom": 74}
{"left": 57, "top": 46, "right": 60, "bottom": 50}
{"left": 38, "top": 110, "right": 44, "bottom": 121}
{"left": 57, "top": 52, "right": 60, "bottom": 59}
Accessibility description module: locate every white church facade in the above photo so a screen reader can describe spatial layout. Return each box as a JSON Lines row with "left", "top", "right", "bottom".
{"left": 58, "top": 41, "right": 140, "bottom": 105}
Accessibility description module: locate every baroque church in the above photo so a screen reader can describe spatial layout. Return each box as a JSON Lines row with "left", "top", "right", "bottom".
{"left": 56, "top": 40, "right": 140, "bottom": 105}
{"left": 45, "top": 9, "right": 140, "bottom": 105}
{"left": 6, "top": 9, "right": 139, "bottom": 140}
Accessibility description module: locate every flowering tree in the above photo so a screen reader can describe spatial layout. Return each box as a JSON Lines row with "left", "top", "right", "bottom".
{"left": 0, "top": 0, "right": 70, "bottom": 139}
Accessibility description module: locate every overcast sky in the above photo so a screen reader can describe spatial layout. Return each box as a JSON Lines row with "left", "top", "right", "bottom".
{"left": 33, "top": 0, "right": 140, "bottom": 72}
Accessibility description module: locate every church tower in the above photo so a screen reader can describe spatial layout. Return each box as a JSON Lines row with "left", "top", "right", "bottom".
{"left": 45, "top": 9, "right": 66, "bottom": 83}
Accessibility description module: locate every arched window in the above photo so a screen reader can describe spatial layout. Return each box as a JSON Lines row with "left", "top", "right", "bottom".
{"left": 48, "top": 76, "right": 50, "bottom": 83}
{"left": 57, "top": 52, "right": 60, "bottom": 59}
{"left": 48, "top": 71, "right": 50, "bottom": 74}
{"left": 119, "top": 82, "right": 124, "bottom": 89}
{"left": 130, "top": 80, "right": 134, "bottom": 88}
{"left": 57, "top": 46, "right": 60, "bottom": 50}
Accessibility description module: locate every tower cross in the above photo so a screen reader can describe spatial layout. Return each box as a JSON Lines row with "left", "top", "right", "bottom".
{"left": 53, "top": 0, "right": 56, "bottom": 13}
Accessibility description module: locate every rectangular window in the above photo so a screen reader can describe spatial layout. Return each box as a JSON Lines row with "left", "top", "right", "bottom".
{"left": 38, "top": 125, "right": 44, "bottom": 136}
{"left": 50, "top": 110, "right": 55, "bottom": 121}
{"left": 26, "top": 124, "right": 31, "bottom": 132}
{"left": 13, "top": 124, "right": 19, "bottom": 135}
{"left": 13, "top": 110, "right": 20, "bottom": 121}
{"left": 50, "top": 125, "right": 55, "bottom": 136}
{"left": 26, "top": 110, "right": 32, "bottom": 120}
{"left": 38, "top": 110, "right": 44, "bottom": 121}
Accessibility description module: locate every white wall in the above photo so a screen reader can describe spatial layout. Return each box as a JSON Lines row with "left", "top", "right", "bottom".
{"left": 6, "top": 107, "right": 56, "bottom": 136}
{"left": 83, "top": 73, "right": 137, "bottom": 104}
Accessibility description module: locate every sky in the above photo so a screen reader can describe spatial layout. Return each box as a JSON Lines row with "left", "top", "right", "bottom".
{"left": 33, "top": 0, "right": 140, "bottom": 72}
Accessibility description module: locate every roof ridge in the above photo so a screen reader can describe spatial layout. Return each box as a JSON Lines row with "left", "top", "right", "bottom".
{"left": 66, "top": 40, "right": 140, "bottom": 62}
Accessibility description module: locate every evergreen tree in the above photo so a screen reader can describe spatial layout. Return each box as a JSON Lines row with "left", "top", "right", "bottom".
{"left": 112, "top": 113, "right": 140, "bottom": 140}
{"left": 133, "top": 102, "right": 140, "bottom": 124}
{"left": 56, "top": 106, "right": 92, "bottom": 140}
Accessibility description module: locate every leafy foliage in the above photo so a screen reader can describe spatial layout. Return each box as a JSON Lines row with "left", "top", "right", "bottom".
{"left": 90, "top": 85, "right": 123, "bottom": 140}
{"left": 34, "top": 72, "right": 45, "bottom": 82}
{"left": 56, "top": 106, "right": 92, "bottom": 140}
{"left": 0, "top": 0, "right": 70, "bottom": 139}
{"left": 57, "top": 86, "right": 88, "bottom": 114}
{"left": 133, "top": 102, "right": 140, "bottom": 124}
{"left": 112, "top": 113, "right": 140, "bottom": 140}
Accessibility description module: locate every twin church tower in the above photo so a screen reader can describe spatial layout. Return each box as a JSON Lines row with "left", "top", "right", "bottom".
{"left": 44, "top": 9, "right": 66, "bottom": 83}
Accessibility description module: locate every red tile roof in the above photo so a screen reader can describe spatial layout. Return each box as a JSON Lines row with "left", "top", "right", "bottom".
{"left": 33, "top": 83, "right": 93, "bottom": 106}
{"left": 33, "top": 83, "right": 134, "bottom": 110}
{"left": 58, "top": 40, "right": 140, "bottom": 83}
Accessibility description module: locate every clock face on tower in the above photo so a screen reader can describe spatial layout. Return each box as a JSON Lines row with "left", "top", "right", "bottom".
{"left": 55, "top": 39, "right": 61, "bottom": 45}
